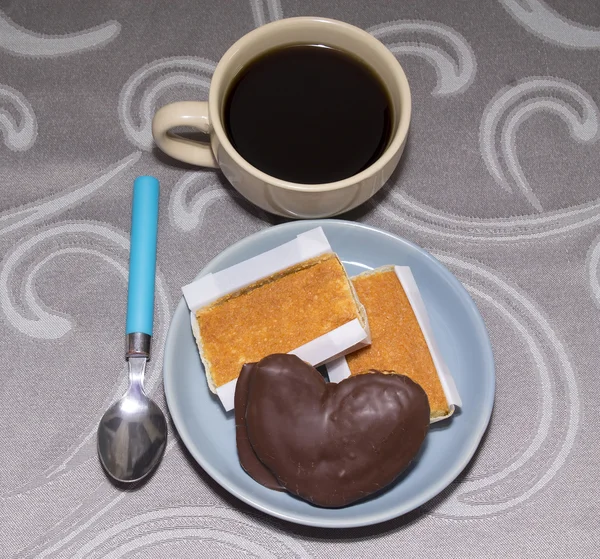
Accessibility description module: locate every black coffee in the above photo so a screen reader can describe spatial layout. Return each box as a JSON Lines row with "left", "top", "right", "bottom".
{"left": 224, "top": 44, "right": 392, "bottom": 184}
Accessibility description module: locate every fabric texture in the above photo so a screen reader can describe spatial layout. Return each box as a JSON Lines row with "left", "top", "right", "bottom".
{"left": 1, "top": 1, "right": 599, "bottom": 557}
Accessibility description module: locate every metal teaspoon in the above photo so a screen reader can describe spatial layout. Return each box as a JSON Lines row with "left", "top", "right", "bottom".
{"left": 97, "top": 176, "right": 167, "bottom": 483}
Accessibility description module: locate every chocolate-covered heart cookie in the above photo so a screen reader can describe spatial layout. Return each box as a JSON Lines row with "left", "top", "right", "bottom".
{"left": 236, "top": 354, "right": 430, "bottom": 507}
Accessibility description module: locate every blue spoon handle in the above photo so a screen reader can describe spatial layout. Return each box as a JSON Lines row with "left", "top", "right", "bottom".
{"left": 126, "top": 176, "right": 159, "bottom": 337}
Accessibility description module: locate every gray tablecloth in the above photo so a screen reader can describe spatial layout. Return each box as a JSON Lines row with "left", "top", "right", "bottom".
{"left": 2, "top": 1, "right": 600, "bottom": 557}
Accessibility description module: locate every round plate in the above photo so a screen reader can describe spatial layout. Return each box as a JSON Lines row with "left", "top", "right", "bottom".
{"left": 163, "top": 220, "right": 495, "bottom": 528}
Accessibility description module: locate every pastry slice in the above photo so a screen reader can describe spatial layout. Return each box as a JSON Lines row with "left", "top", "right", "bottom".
{"left": 194, "top": 252, "right": 368, "bottom": 393}
{"left": 346, "top": 266, "right": 450, "bottom": 418}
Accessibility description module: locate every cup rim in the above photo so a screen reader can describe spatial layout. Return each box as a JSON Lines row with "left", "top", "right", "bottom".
{"left": 208, "top": 16, "right": 411, "bottom": 193}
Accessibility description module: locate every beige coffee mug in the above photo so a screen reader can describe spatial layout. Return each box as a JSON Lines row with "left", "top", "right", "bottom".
{"left": 152, "top": 17, "right": 411, "bottom": 218}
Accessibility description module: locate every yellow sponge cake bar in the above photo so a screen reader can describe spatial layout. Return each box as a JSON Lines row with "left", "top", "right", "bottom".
{"left": 346, "top": 267, "right": 450, "bottom": 418}
{"left": 196, "top": 253, "right": 367, "bottom": 391}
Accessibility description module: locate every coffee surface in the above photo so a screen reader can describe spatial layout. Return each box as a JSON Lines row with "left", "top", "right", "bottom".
{"left": 224, "top": 44, "right": 392, "bottom": 184}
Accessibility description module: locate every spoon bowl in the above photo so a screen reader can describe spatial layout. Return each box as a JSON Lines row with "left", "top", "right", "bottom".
{"left": 97, "top": 357, "right": 167, "bottom": 483}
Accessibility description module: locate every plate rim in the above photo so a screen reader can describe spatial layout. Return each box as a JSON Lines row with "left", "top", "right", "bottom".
{"left": 163, "top": 219, "right": 495, "bottom": 528}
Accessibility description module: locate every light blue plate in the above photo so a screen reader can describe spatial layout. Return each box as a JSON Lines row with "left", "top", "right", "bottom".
{"left": 163, "top": 220, "right": 495, "bottom": 528}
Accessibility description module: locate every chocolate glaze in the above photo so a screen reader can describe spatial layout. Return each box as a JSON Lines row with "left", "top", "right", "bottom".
{"left": 237, "top": 354, "right": 430, "bottom": 508}
{"left": 234, "top": 363, "right": 283, "bottom": 491}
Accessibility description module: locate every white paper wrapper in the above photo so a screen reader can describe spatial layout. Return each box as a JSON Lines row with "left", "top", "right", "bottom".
{"left": 182, "top": 227, "right": 370, "bottom": 411}
{"left": 326, "top": 266, "right": 462, "bottom": 423}
{"left": 182, "top": 227, "right": 333, "bottom": 311}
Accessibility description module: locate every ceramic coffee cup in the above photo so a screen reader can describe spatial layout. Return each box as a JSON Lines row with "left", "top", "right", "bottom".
{"left": 152, "top": 17, "right": 411, "bottom": 218}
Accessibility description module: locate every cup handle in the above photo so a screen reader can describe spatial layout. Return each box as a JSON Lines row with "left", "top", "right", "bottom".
{"left": 152, "top": 101, "right": 218, "bottom": 168}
